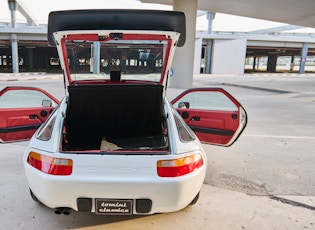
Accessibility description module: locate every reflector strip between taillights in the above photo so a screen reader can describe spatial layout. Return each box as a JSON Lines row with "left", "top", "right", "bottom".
{"left": 157, "top": 154, "right": 203, "bottom": 177}
{"left": 27, "top": 151, "right": 73, "bottom": 175}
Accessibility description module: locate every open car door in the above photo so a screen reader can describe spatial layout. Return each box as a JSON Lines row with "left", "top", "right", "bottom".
{"left": 171, "top": 88, "right": 247, "bottom": 146}
{"left": 0, "top": 87, "right": 59, "bottom": 143}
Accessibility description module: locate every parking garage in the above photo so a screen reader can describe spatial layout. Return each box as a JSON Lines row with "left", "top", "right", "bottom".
{"left": 2, "top": 29, "right": 315, "bottom": 75}
{"left": 2, "top": 0, "right": 315, "bottom": 75}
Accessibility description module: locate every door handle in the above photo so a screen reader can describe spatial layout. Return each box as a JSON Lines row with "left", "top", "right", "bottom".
{"left": 29, "top": 114, "right": 39, "bottom": 119}
{"left": 191, "top": 116, "right": 200, "bottom": 121}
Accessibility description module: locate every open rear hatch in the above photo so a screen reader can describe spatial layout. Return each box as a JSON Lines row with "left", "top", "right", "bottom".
{"left": 48, "top": 9, "right": 186, "bottom": 88}
{"left": 47, "top": 10, "right": 186, "bottom": 153}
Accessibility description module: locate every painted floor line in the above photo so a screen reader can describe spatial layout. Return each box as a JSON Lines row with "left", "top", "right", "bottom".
{"left": 244, "top": 134, "right": 315, "bottom": 139}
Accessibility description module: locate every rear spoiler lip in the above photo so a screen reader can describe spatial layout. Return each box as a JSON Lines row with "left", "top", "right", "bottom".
{"left": 47, "top": 9, "right": 186, "bottom": 47}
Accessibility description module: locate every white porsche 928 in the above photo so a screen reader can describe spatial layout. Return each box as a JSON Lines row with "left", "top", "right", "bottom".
{"left": 0, "top": 9, "right": 247, "bottom": 215}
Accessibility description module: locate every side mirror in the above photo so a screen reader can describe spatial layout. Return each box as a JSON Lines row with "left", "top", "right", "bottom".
{"left": 42, "top": 99, "right": 53, "bottom": 107}
{"left": 178, "top": 102, "right": 190, "bottom": 109}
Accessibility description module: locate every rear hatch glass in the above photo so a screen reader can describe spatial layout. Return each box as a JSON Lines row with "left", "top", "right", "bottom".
{"left": 64, "top": 38, "right": 168, "bottom": 84}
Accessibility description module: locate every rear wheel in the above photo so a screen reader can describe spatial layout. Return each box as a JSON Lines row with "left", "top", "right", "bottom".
{"left": 190, "top": 192, "right": 200, "bottom": 205}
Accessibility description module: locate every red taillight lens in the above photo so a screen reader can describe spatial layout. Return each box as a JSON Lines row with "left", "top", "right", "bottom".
{"left": 157, "top": 153, "right": 203, "bottom": 177}
{"left": 27, "top": 151, "right": 73, "bottom": 176}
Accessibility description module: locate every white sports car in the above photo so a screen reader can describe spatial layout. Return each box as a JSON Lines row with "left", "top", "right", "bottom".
{"left": 0, "top": 10, "right": 247, "bottom": 215}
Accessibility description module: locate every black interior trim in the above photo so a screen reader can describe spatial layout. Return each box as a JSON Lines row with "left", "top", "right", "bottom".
{"left": 189, "top": 126, "right": 234, "bottom": 136}
{"left": 65, "top": 84, "right": 165, "bottom": 150}
{"left": 0, "top": 124, "right": 40, "bottom": 133}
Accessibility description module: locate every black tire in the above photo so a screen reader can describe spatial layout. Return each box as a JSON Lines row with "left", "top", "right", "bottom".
{"left": 190, "top": 192, "right": 200, "bottom": 205}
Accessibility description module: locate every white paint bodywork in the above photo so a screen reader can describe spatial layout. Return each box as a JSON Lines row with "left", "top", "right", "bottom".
{"left": 23, "top": 96, "right": 208, "bottom": 214}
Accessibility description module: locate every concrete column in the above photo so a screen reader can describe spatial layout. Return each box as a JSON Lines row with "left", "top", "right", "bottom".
{"left": 205, "top": 12, "right": 215, "bottom": 74}
{"left": 205, "top": 40, "right": 212, "bottom": 74}
{"left": 207, "top": 12, "right": 215, "bottom": 34}
{"left": 93, "top": 42, "right": 100, "bottom": 74}
{"left": 8, "top": 0, "right": 19, "bottom": 73}
{"left": 11, "top": 34, "right": 19, "bottom": 73}
{"left": 267, "top": 53, "right": 277, "bottom": 72}
{"left": 170, "top": 0, "right": 197, "bottom": 89}
{"left": 253, "top": 56, "right": 256, "bottom": 70}
{"left": 27, "top": 47, "right": 34, "bottom": 71}
{"left": 290, "top": 55, "right": 294, "bottom": 71}
{"left": 299, "top": 43, "right": 308, "bottom": 74}
{"left": 8, "top": 0, "right": 17, "bottom": 28}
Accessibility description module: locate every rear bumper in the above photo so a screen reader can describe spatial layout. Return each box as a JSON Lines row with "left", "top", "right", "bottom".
{"left": 25, "top": 163, "right": 206, "bottom": 214}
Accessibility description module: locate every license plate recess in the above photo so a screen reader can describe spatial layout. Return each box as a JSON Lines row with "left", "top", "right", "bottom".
{"left": 95, "top": 199, "right": 133, "bottom": 215}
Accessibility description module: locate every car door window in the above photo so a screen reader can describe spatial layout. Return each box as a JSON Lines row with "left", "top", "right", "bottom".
{"left": 0, "top": 89, "right": 58, "bottom": 108}
{"left": 172, "top": 91, "right": 237, "bottom": 111}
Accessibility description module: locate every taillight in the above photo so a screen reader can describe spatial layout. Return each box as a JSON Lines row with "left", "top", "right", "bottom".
{"left": 27, "top": 151, "right": 73, "bottom": 175}
{"left": 157, "top": 153, "right": 203, "bottom": 177}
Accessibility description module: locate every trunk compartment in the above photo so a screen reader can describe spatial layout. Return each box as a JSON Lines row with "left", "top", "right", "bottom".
{"left": 62, "top": 84, "right": 168, "bottom": 152}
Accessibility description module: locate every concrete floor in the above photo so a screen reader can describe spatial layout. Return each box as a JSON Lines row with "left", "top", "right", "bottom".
{"left": 0, "top": 73, "right": 315, "bottom": 229}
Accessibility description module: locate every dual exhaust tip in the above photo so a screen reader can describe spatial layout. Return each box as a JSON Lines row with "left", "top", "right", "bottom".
{"left": 54, "top": 207, "right": 72, "bottom": 215}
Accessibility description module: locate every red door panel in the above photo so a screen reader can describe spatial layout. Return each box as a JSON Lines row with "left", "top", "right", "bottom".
{"left": 171, "top": 88, "right": 247, "bottom": 146}
{"left": 0, "top": 87, "right": 59, "bottom": 143}
{"left": 177, "top": 109, "right": 240, "bottom": 145}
